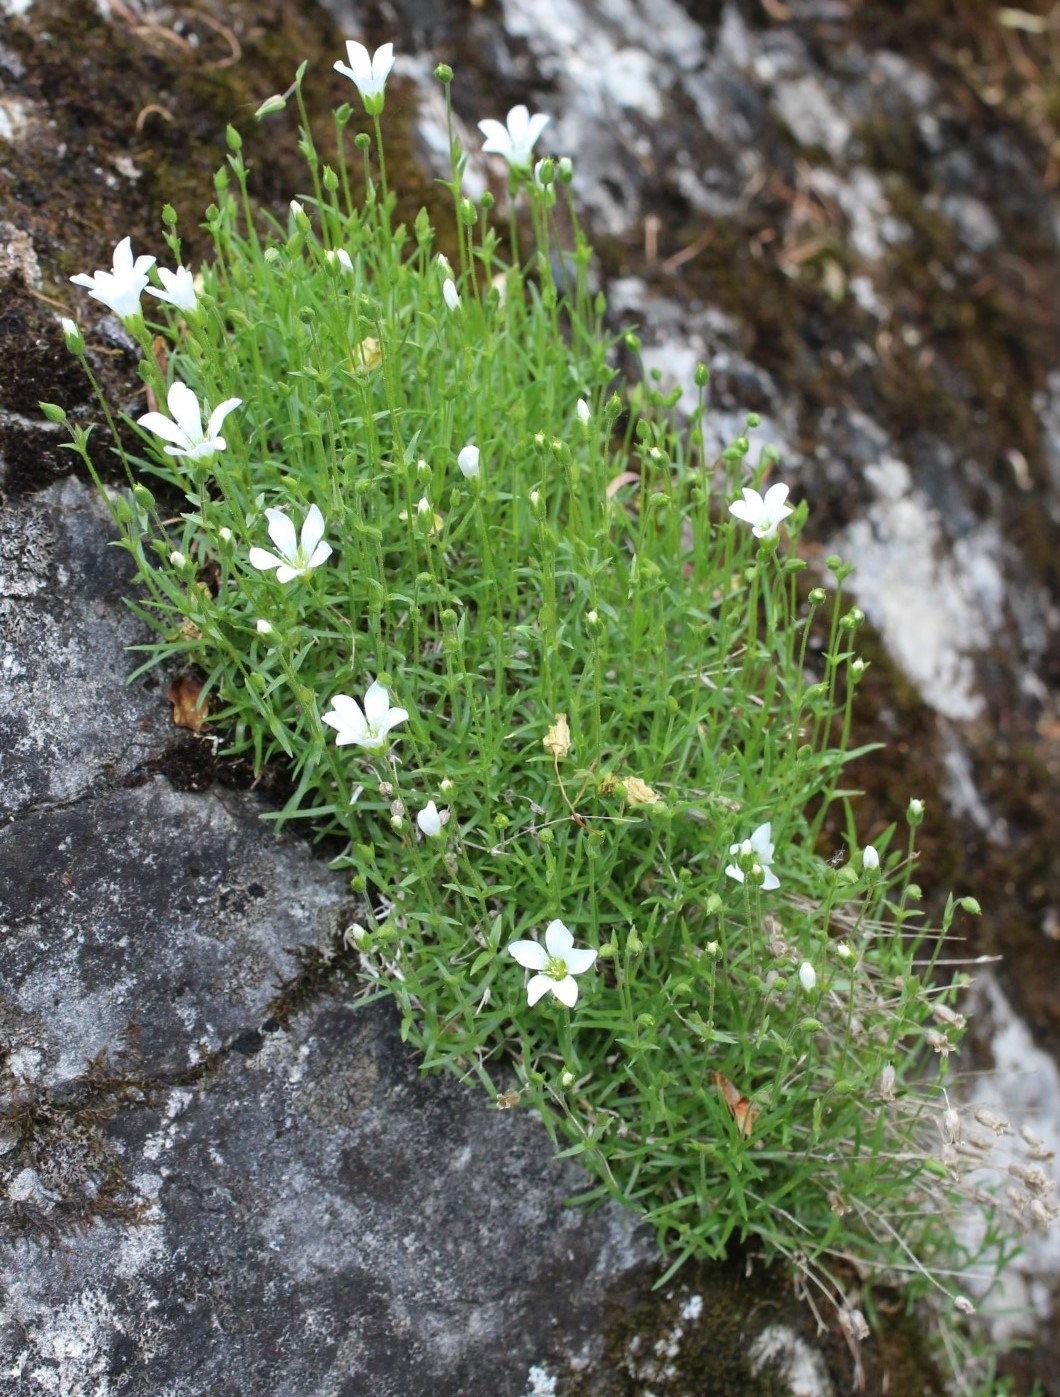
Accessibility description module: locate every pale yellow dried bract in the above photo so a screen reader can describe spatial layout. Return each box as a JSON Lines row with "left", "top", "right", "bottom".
{"left": 623, "top": 775, "right": 659, "bottom": 806}
{"left": 352, "top": 336, "right": 381, "bottom": 372}
{"left": 543, "top": 713, "right": 571, "bottom": 760}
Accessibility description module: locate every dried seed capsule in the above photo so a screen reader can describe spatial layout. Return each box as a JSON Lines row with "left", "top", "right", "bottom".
{"left": 974, "top": 1107, "right": 1010, "bottom": 1136}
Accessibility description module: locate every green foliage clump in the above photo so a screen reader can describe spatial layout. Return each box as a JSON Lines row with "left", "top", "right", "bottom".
{"left": 55, "top": 57, "right": 1028, "bottom": 1361}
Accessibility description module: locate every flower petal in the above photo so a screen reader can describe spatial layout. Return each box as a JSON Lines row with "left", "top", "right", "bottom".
{"left": 137, "top": 411, "right": 188, "bottom": 446}
{"left": 166, "top": 381, "right": 203, "bottom": 439}
{"left": 248, "top": 547, "right": 282, "bottom": 572}
{"left": 265, "top": 508, "right": 298, "bottom": 561}
{"left": 524, "top": 113, "right": 550, "bottom": 148}
{"left": 508, "top": 940, "right": 548, "bottom": 970}
{"left": 372, "top": 43, "right": 395, "bottom": 83}
{"left": 750, "top": 822, "right": 774, "bottom": 863}
{"left": 564, "top": 947, "right": 597, "bottom": 975}
{"left": 543, "top": 919, "right": 574, "bottom": 957}
{"left": 526, "top": 974, "right": 552, "bottom": 1006}
{"left": 477, "top": 118, "right": 510, "bottom": 150}
{"left": 506, "top": 105, "right": 530, "bottom": 141}
{"left": 343, "top": 39, "right": 371, "bottom": 79}
{"left": 363, "top": 680, "right": 391, "bottom": 727}
{"left": 300, "top": 503, "right": 326, "bottom": 559}
{"left": 206, "top": 397, "right": 242, "bottom": 438}
{"left": 323, "top": 695, "right": 368, "bottom": 744}
{"left": 551, "top": 975, "right": 579, "bottom": 1008}
{"left": 378, "top": 705, "right": 409, "bottom": 736}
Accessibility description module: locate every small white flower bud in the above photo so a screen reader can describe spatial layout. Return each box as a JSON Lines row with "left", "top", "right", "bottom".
{"left": 576, "top": 397, "right": 590, "bottom": 425}
{"left": 442, "top": 278, "right": 461, "bottom": 311}
{"left": 457, "top": 444, "right": 480, "bottom": 480}
{"left": 560, "top": 1069, "right": 575, "bottom": 1088}
{"left": 219, "top": 526, "right": 233, "bottom": 543}
{"left": 529, "top": 490, "right": 541, "bottom": 509}
{"left": 416, "top": 801, "right": 444, "bottom": 838}
{"left": 798, "top": 961, "right": 817, "bottom": 993}
{"left": 169, "top": 550, "right": 187, "bottom": 568}
{"left": 256, "top": 619, "right": 274, "bottom": 635}
{"left": 863, "top": 845, "right": 879, "bottom": 872}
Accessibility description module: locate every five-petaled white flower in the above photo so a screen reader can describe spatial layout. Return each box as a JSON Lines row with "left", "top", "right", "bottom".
{"left": 147, "top": 266, "right": 198, "bottom": 313}
{"left": 70, "top": 236, "right": 156, "bottom": 322}
{"left": 478, "top": 105, "right": 550, "bottom": 171}
{"left": 508, "top": 919, "right": 597, "bottom": 1008}
{"left": 728, "top": 483, "right": 794, "bottom": 540}
{"left": 726, "top": 821, "right": 780, "bottom": 891}
{"left": 323, "top": 680, "right": 409, "bottom": 750}
{"left": 334, "top": 40, "right": 395, "bottom": 115}
{"left": 137, "top": 381, "right": 241, "bottom": 462}
{"left": 248, "top": 504, "right": 333, "bottom": 583}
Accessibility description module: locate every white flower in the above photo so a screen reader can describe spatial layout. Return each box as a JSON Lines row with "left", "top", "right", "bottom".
{"left": 728, "top": 483, "right": 794, "bottom": 540}
{"left": 726, "top": 821, "right": 780, "bottom": 890}
{"left": 457, "top": 444, "right": 480, "bottom": 480}
{"left": 70, "top": 236, "right": 156, "bottom": 322}
{"left": 147, "top": 266, "right": 198, "bottom": 313}
{"left": 862, "top": 845, "right": 880, "bottom": 872}
{"left": 326, "top": 249, "right": 354, "bottom": 274}
{"left": 799, "top": 961, "right": 817, "bottom": 992}
{"left": 576, "top": 398, "right": 591, "bottom": 425}
{"left": 442, "top": 278, "right": 461, "bottom": 311}
{"left": 508, "top": 919, "right": 597, "bottom": 1008}
{"left": 323, "top": 680, "right": 409, "bottom": 750}
{"left": 137, "top": 381, "right": 241, "bottom": 462}
{"left": 478, "top": 104, "right": 550, "bottom": 170}
{"left": 416, "top": 801, "right": 444, "bottom": 838}
{"left": 256, "top": 619, "right": 274, "bottom": 635}
{"left": 248, "top": 504, "right": 333, "bottom": 583}
{"left": 334, "top": 40, "right": 395, "bottom": 115}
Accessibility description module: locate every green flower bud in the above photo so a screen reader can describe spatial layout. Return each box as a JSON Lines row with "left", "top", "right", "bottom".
{"left": 255, "top": 94, "right": 288, "bottom": 119}
{"left": 60, "top": 318, "right": 84, "bottom": 355}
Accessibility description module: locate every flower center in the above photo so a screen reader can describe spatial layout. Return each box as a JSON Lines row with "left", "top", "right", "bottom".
{"left": 544, "top": 954, "right": 569, "bottom": 981}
